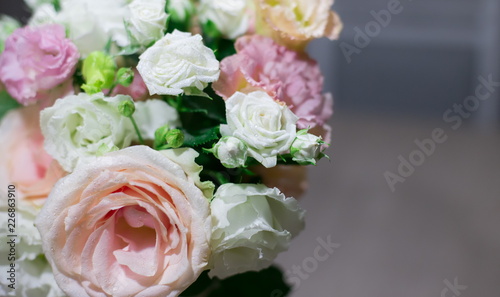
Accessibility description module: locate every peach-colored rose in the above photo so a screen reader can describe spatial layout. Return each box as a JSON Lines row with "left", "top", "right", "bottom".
{"left": 0, "top": 106, "right": 65, "bottom": 207}
{"left": 35, "top": 146, "right": 212, "bottom": 297}
{"left": 252, "top": 165, "right": 308, "bottom": 199}
{"left": 255, "top": 0, "right": 343, "bottom": 50}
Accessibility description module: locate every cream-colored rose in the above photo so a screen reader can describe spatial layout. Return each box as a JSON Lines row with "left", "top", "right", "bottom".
{"left": 198, "top": 0, "right": 251, "bottom": 39}
{"left": 220, "top": 91, "right": 298, "bottom": 168}
{"left": 255, "top": 0, "right": 343, "bottom": 49}
{"left": 209, "top": 183, "right": 305, "bottom": 279}
{"left": 137, "top": 30, "right": 220, "bottom": 96}
{"left": 35, "top": 146, "right": 212, "bottom": 297}
{"left": 40, "top": 93, "right": 137, "bottom": 172}
{"left": 127, "top": 0, "right": 168, "bottom": 47}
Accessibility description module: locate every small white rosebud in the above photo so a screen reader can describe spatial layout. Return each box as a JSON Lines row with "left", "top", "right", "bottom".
{"left": 290, "top": 131, "right": 323, "bottom": 165}
{"left": 213, "top": 136, "right": 248, "bottom": 168}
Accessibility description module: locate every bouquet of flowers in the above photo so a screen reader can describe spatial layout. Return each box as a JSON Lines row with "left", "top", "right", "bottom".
{"left": 0, "top": 0, "right": 342, "bottom": 296}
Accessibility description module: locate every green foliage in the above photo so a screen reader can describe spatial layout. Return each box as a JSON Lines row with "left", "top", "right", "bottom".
{"left": 0, "top": 91, "right": 21, "bottom": 121}
{"left": 181, "top": 126, "right": 220, "bottom": 148}
{"left": 180, "top": 266, "right": 291, "bottom": 297}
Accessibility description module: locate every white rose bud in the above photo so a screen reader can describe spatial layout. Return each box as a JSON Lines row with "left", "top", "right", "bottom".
{"left": 290, "top": 131, "right": 323, "bottom": 165}
{"left": 213, "top": 136, "right": 248, "bottom": 168}
{"left": 137, "top": 30, "right": 220, "bottom": 96}
{"left": 198, "top": 0, "right": 250, "bottom": 39}
{"left": 40, "top": 93, "right": 137, "bottom": 172}
{"left": 127, "top": 0, "right": 168, "bottom": 47}
{"left": 209, "top": 183, "right": 305, "bottom": 279}
{"left": 220, "top": 91, "right": 298, "bottom": 168}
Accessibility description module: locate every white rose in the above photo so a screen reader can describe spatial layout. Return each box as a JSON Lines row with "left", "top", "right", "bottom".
{"left": 134, "top": 99, "right": 181, "bottom": 140}
{"left": 0, "top": 15, "right": 20, "bottom": 52}
{"left": 0, "top": 199, "right": 64, "bottom": 296}
{"left": 161, "top": 148, "right": 215, "bottom": 199}
{"left": 40, "top": 92, "right": 137, "bottom": 172}
{"left": 57, "top": 0, "right": 130, "bottom": 55}
{"left": 220, "top": 91, "right": 298, "bottom": 168}
{"left": 212, "top": 136, "right": 248, "bottom": 168}
{"left": 0, "top": 257, "right": 65, "bottom": 297}
{"left": 24, "top": 0, "right": 55, "bottom": 9}
{"left": 290, "top": 131, "right": 323, "bottom": 165}
{"left": 167, "top": 0, "right": 194, "bottom": 22}
{"left": 127, "top": 0, "right": 168, "bottom": 47}
{"left": 28, "top": 3, "right": 58, "bottom": 27}
{"left": 209, "top": 183, "right": 305, "bottom": 279}
{"left": 137, "top": 30, "right": 220, "bottom": 96}
{"left": 198, "top": 0, "right": 250, "bottom": 39}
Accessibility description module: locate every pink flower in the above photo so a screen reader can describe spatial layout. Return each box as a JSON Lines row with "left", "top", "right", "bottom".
{"left": 213, "top": 35, "right": 333, "bottom": 139}
{"left": 0, "top": 106, "right": 65, "bottom": 206}
{"left": 0, "top": 24, "right": 79, "bottom": 106}
{"left": 111, "top": 68, "right": 149, "bottom": 101}
{"left": 35, "top": 146, "right": 211, "bottom": 297}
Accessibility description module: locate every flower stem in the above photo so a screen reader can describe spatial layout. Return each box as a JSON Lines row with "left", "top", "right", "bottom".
{"left": 129, "top": 115, "right": 144, "bottom": 144}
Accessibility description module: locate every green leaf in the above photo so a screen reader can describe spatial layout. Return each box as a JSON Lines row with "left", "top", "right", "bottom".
{"left": 180, "top": 272, "right": 213, "bottom": 296}
{"left": 181, "top": 126, "right": 220, "bottom": 148}
{"left": 0, "top": 91, "right": 21, "bottom": 121}
{"left": 209, "top": 266, "right": 291, "bottom": 297}
{"left": 179, "top": 92, "right": 226, "bottom": 124}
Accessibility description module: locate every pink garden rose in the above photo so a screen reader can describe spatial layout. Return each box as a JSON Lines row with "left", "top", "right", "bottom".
{"left": 35, "top": 146, "right": 212, "bottom": 297}
{"left": 0, "top": 106, "right": 65, "bottom": 206}
{"left": 213, "top": 35, "right": 333, "bottom": 140}
{"left": 0, "top": 24, "right": 79, "bottom": 106}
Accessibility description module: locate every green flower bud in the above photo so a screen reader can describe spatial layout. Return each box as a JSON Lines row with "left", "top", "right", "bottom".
{"left": 213, "top": 136, "right": 248, "bottom": 168}
{"left": 81, "top": 51, "right": 116, "bottom": 93}
{"left": 165, "top": 129, "right": 184, "bottom": 149}
{"left": 118, "top": 99, "right": 136, "bottom": 117}
{"left": 116, "top": 67, "right": 134, "bottom": 87}
{"left": 154, "top": 124, "right": 170, "bottom": 149}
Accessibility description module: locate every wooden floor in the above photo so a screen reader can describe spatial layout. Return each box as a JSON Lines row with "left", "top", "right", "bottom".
{"left": 277, "top": 111, "right": 500, "bottom": 297}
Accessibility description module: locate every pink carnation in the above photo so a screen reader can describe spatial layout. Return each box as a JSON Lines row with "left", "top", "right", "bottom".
{"left": 213, "top": 35, "right": 333, "bottom": 140}
{"left": 0, "top": 24, "right": 79, "bottom": 106}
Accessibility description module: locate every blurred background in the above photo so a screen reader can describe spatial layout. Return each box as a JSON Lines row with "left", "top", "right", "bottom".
{"left": 1, "top": 1, "right": 499, "bottom": 296}
{"left": 278, "top": 0, "right": 500, "bottom": 296}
